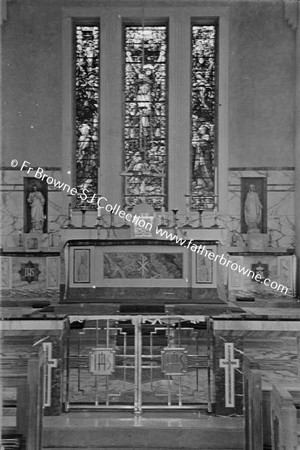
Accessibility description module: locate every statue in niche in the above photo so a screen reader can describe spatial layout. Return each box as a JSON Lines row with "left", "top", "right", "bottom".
{"left": 27, "top": 184, "right": 45, "bottom": 232}
{"left": 244, "top": 184, "right": 263, "bottom": 233}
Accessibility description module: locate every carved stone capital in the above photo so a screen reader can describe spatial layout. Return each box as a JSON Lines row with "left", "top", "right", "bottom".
{"left": 283, "top": 0, "right": 299, "bottom": 31}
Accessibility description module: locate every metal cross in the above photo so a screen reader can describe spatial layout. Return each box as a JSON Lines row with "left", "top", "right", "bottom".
{"left": 219, "top": 343, "right": 239, "bottom": 408}
{"left": 42, "top": 342, "right": 58, "bottom": 407}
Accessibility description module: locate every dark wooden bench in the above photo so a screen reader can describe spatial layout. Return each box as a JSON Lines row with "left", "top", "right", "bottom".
{"left": 244, "top": 356, "right": 300, "bottom": 450}
{"left": 1, "top": 349, "right": 46, "bottom": 450}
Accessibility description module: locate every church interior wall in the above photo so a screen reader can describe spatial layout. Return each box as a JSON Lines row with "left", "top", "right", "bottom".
{"left": 1, "top": 4, "right": 299, "bottom": 443}
{"left": 0, "top": 0, "right": 296, "bottom": 300}
{"left": 229, "top": 1, "right": 295, "bottom": 167}
{"left": 1, "top": 0, "right": 295, "bottom": 166}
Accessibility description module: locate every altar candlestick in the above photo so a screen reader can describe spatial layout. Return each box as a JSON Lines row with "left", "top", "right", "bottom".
{"left": 82, "top": 209, "right": 87, "bottom": 228}
{"left": 110, "top": 210, "right": 115, "bottom": 228}
{"left": 198, "top": 209, "right": 203, "bottom": 228}
{"left": 172, "top": 209, "right": 179, "bottom": 235}
{"left": 184, "top": 194, "right": 192, "bottom": 227}
{"left": 268, "top": 231, "right": 272, "bottom": 246}
{"left": 157, "top": 205, "right": 166, "bottom": 229}
{"left": 231, "top": 230, "right": 238, "bottom": 247}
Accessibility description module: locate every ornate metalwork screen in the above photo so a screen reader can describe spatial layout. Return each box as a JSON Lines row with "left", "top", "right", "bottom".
{"left": 191, "top": 25, "right": 216, "bottom": 209}
{"left": 123, "top": 25, "right": 167, "bottom": 210}
{"left": 64, "top": 315, "right": 212, "bottom": 413}
{"left": 75, "top": 25, "right": 100, "bottom": 207}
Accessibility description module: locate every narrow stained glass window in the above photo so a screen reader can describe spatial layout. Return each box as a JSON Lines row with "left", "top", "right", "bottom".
{"left": 123, "top": 25, "right": 167, "bottom": 210}
{"left": 191, "top": 25, "right": 216, "bottom": 209}
{"left": 75, "top": 25, "right": 100, "bottom": 207}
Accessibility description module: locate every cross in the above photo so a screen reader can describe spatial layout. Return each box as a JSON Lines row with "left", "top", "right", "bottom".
{"left": 137, "top": 255, "right": 149, "bottom": 278}
{"left": 42, "top": 342, "right": 58, "bottom": 407}
{"left": 219, "top": 343, "right": 239, "bottom": 408}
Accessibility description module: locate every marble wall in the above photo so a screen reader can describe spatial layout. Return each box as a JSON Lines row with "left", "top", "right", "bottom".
{"left": 0, "top": 0, "right": 296, "bottom": 301}
{"left": 227, "top": 169, "right": 294, "bottom": 249}
{"left": 1, "top": 168, "right": 65, "bottom": 247}
{"left": 0, "top": 166, "right": 295, "bottom": 302}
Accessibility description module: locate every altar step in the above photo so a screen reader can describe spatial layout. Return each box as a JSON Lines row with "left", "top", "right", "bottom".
{"left": 42, "top": 412, "right": 244, "bottom": 449}
{"left": 55, "top": 302, "right": 244, "bottom": 317}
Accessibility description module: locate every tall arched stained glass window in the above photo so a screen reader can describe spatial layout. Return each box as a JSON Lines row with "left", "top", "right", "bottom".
{"left": 75, "top": 25, "right": 100, "bottom": 208}
{"left": 191, "top": 25, "right": 217, "bottom": 210}
{"left": 123, "top": 25, "right": 167, "bottom": 210}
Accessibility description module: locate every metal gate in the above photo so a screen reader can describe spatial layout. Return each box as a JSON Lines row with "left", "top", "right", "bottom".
{"left": 64, "top": 315, "right": 213, "bottom": 414}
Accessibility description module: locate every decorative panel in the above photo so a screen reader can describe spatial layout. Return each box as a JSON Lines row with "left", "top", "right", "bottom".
{"left": 75, "top": 25, "right": 100, "bottom": 207}
{"left": 1, "top": 256, "right": 12, "bottom": 289}
{"left": 46, "top": 257, "right": 60, "bottom": 289}
{"left": 228, "top": 256, "right": 244, "bottom": 290}
{"left": 191, "top": 25, "right": 216, "bottom": 209}
{"left": 123, "top": 25, "right": 167, "bottom": 210}
{"left": 191, "top": 245, "right": 217, "bottom": 288}
{"left": 277, "top": 255, "right": 295, "bottom": 293}
{"left": 103, "top": 252, "right": 183, "bottom": 279}
{"left": 73, "top": 249, "right": 91, "bottom": 284}
{"left": 69, "top": 245, "right": 188, "bottom": 288}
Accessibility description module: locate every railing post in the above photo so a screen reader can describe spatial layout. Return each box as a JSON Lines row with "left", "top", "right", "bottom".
{"left": 133, "top": 315, "right": 142, "bottom": 416}
{"left": 26, "top": 348, "right": 45, "bottom": 450}
{"left": 243, "top": 357, "right": 263, "bottom": 450}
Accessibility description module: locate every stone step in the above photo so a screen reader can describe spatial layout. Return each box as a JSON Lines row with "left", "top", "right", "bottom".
{"left": 44, "top": 448, "right": 243, "bottom": 450}
{"left": 43, "top": 424, "right": 244, "bottom": 449}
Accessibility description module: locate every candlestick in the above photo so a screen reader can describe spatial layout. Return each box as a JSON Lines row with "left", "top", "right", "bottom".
{"left": 63, "top": 197, "right": 75, "bottom": 228}
{"left": 211, "top": 210, "right": 219, "bottom": 228}
{"left": 268, "top": 230, "right": 272, "bottom": 247}
{"left": 96, "top": 223, "right": 101, "bottom": 239}
{"left": 110, "top": 210, "right": 115, "bottom": 228}
{"left": 18, "top": 230, "right": 22, "bottom": 247}
{"left": 82, "top": 209, "right": 87, "bottom": 228}
{"left": 231, "top": 230, "right": 238, "bottom": 247}
{"left": 158, "top": 206, "right": 167, "bottom": 228}
{"left": 95, "top": 214, "right": 104, "bottom": 229}
{"left": 120, "top": 206, "right": 130, "bottom": 228}
{"left": 172, "top": 209, "right": 179, "bottom": 235}
{"left": 214, "top": 194, "right": 218, "bottom": 208}
{"left": 69, "top": 205, "right": 73, "bottom": 227}
{"left": 211, "top": 195, "right": 219, "bottom": 228}
{"left": 198, "top": 209, "right": 203, "bottom": 228}
{"left": 184, "top": 194, "right": 192, "bottom": 228}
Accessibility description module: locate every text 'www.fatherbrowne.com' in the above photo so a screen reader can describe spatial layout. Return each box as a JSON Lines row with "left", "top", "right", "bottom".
{"left": 14, "top": 158, "right": 290, "bottom": 295}
{"left": 155, "top": 227, "right": 289, "bottom": 295}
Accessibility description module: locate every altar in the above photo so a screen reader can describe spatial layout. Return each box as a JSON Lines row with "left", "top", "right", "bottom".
{"left": 63, "top": 238, "right": 222, "bottom": 304}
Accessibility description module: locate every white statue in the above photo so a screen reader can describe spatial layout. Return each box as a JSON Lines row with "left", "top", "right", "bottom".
{"left": 244, "top": 184, "right": 263, "bottom": 233}
{"left": 27, "top": 184, "right": 45, "bottom": 231}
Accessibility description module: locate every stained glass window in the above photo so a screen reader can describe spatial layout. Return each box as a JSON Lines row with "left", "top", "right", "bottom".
{"left": 123, "top": 25, "right": 167, "bottom": 210}
{"left": 191, "top": 25, "right": 216, "bottom": 209}
{"left": 75, "top": 25, "right": 100, "bottom": 207}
